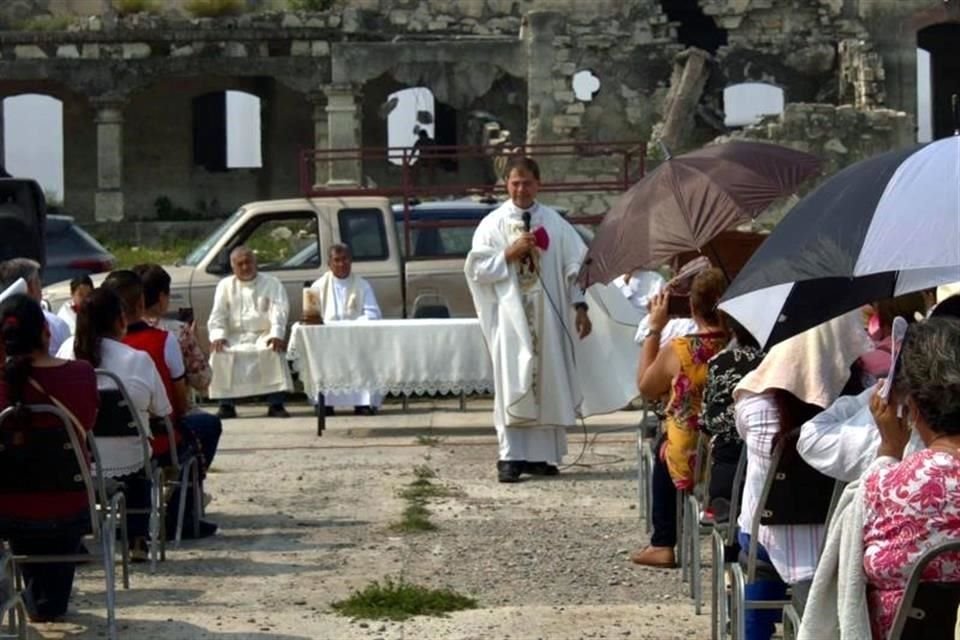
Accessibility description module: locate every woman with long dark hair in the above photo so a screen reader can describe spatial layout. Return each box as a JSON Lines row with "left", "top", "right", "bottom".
{"left": 57, "top": 287, "right": 173, "bottom": 558}
{"left": 0, "top": 293, "right": 98, "bottom": 621}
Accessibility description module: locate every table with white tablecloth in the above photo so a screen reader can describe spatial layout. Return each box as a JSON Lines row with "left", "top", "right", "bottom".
{"left": 287, "top": 319, "right": 494, "bottom": 434}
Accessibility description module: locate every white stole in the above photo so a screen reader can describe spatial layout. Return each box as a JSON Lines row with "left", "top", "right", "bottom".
{"left": 314, "top": 272, "right": 363, "bottom": 321}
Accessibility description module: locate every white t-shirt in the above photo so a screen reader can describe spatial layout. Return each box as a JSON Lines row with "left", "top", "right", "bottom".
{"left": 56, "top": 302, "right": 77, "bottom": 334}
{"left": 58, "top": 337, "right": 172, "bottom": 477}
{"left": 44, "top": 309, "right": 70, "bottom": 356}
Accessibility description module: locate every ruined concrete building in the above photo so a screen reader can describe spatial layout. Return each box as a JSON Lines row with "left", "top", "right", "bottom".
{"left": 0, "top": 0, "right": 952, "bottom": 222}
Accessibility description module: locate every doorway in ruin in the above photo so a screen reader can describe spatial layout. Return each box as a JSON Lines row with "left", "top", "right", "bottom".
{"left": 3, "top": 94, "right": 64, "bottom": 205}
{"left": 918, "top": 23, "right": 960, "bottom": 140}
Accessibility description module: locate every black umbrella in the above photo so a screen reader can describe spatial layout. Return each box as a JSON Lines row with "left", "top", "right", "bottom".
{"left": 719, "top": 135, "right": 960, "bottom": 347}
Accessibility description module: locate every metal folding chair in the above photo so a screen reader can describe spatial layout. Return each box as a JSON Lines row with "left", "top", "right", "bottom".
{"left": 0, "top": 404, "right": 125, "bottom": 640}
{"left": 887, "top": 540, "right": 960, "bottom": 640}
{"left": 710, "top": 446, "right": 746, "bottom": 640}
{"left": 0, "top": 552, "right": 26, "bottom": 639}
{"left": 681, "top": 432, "right": 713, "bottom": 613}
{"left": 636, "top": 404, "right": 657, "bottom": 533}
{"left": 94, "top": 370, "right": 165, "bottom": 570}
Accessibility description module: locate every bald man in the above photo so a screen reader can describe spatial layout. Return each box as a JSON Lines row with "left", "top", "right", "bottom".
{"left": 207, "top": 246, "right": 293, "bottom": 418}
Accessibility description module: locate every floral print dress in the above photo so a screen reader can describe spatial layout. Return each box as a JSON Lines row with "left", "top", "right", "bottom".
{"left": 662, "top": 331, "right": 727, "bottom": 489}
{"left": 862, "top": 449, "right": 960, "bottom": 639}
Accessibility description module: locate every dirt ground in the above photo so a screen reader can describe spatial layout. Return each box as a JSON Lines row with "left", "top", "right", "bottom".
{"left": 30, "top": 398, "right": 712, "bottom": 640}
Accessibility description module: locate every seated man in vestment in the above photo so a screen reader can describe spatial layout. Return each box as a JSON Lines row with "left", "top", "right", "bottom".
{"left": 310, "top": 243, "right": 383, "bottom": 416}
{"left": 208, "top": 246, "right": 292, "bottom": 419}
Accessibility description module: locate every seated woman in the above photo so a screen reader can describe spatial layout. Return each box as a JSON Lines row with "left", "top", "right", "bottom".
{"left": 701, "top": 313, "right": 764, "bottom": 524}
{"left": 57, "top": 287, "right": 174, "bottom": 555}
{"left": 630, "top": 268, "right": 728, "bottom": 568}
{"left": 863, "top": 317, "right": 960, "bottom": 639}
{"left": 734, "top": 311, "right": 870, "bottom": 640}
{"left": 0, "top": 294, "right": 98, "bottom": 622}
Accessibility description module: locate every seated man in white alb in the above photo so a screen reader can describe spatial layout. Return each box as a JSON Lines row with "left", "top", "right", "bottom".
{"left": 310, "top": 243, "right": 383, "bottom": 416}
{"left": 208, "top": 246, "right": 293, "bottom": 419}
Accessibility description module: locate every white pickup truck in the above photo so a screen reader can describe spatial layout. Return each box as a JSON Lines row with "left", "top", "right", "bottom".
{"left": 43, "top": 196, "right": 507, "bottom": 349}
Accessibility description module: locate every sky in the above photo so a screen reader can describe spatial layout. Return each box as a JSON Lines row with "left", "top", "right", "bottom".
{"left": 3, "top": 54, "right": 936, "bottom": 202}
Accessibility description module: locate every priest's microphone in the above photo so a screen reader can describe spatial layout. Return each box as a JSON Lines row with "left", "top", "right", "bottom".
{"left": 521, "top": 210, "right": 535, "bottom": 271}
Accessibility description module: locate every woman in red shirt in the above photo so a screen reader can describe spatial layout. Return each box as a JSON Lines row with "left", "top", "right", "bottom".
{"left": 0, "top": 293, "right": 98, "bottom": 622}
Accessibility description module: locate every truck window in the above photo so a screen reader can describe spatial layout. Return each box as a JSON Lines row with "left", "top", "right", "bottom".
{"left": 338, "top": 208, "right": 387, "bottom": 261}
{"left": 228, "top": 213, "right": 320, "bottom": 272}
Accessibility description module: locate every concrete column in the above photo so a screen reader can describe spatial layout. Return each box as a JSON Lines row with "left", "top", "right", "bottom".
{"left": 307, "top": 92, "right": 329, "bottom": 190}
{"left": 92, "top": 97, "right": 125, "bottom": 221}
{"left": 325, "top": 85, "right": 361, "bottom": 185}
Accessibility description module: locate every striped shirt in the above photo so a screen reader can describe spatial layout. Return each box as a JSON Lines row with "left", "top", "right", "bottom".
{"left": 736, "top": 391, "right": 826, "bottom": 584}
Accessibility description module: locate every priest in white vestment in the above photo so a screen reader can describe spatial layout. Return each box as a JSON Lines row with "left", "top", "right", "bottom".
{"left": 465, "top": 157, "right": 595, "bottom": 483}
{"left": 310, "top": 243, "right": 383, "bottom": 415}
{"left": 208, "top": 246, "right": 293, "bottom": 418}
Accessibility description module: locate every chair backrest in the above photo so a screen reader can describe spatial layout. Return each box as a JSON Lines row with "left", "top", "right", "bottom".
{"left": 93, "top": 370, "right": 152, "bottom": 475}
{"left": 745, "top": 428, "right": 832, "bottom": 581}
{"left": 888, "top": 540, "right": 960, "bottom": 640}
{"left": 724, "top": 445, "right": 748, "bottom": 546}
{"left": 0, "top": 404, "right": 98, "bottom": 534}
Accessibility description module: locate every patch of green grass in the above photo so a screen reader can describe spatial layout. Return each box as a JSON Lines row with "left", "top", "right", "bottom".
{"left": 397, "top": 478, "right": 462, "bottom": 501}
{"left": 389, "top": 500, "right": 436, "bottom": 532}
{"left": 184, "top": 0, "right": 244, "bottom": 17}
{"left": 17, "top": 15, "right": 73, "bottom": 31}
{"left": 331, "top": 578, "right": 476, "bottom": 621}
{"left": 413, "top": 464, "right": 436, "bottom": 480}
{"left": 104, "top": 242, "right": 192, "bottom": 269}
{"left": 115, "top": 0, "right": 160, "bottom": 15}
{"left": 415, "top": 433, "right": 442, "bottom": 447}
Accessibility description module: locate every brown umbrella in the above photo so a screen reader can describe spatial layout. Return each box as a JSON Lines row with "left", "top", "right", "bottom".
{"left": 577, "top": 141, "right": 821, "bottom": 287}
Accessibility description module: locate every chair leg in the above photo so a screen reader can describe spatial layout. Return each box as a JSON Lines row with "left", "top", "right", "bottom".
{"left": 191, "top": 461, "right": 202, "bottom": 539}
{"left": 636, "top": 434, "right": 644, "bottom": 523}
{"left": 116, "top": 495, "right": 130, "bottom": 590}
{"left": 149, "top": 472, "right": 162, "bottom": 571}
{"left": 710, "top": 531, "right": 723, "bottom": 640}
{"left": 730, "top": 564, "right": 746, "bottom": 640}
{"left": 101, "top": 514, "right": 119, "bottom": 640}
{"left": 782, "top": 603, "right": 801, "bottom": 640}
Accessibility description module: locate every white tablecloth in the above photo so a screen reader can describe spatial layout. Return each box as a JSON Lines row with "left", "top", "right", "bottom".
{"left": 288, "top": 319, "right": 494, "bottom": 398}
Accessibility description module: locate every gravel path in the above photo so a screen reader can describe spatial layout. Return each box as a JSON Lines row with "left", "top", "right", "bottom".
{"left": 31, "top": 400, "right": 712, "bottom": 639}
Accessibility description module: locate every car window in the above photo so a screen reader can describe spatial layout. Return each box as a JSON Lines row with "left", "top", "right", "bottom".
{"left": 396, "top": 223, "right": 477, "bottom": 259}
{"left": 185, "top": 207, "right": 246, "bottom": 267}
{"left": 46, "top": 227, "right": 91, "bottom": 255}
{"left": 224, "top": 213, "right": 320, "bottom": 273}
{"left": 338, "top": 208, "right": 387, "bottom": 261}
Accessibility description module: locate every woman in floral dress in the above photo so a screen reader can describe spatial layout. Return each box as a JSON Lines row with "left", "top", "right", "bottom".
{"left": 864, "top": 317, "right": 960, "bottom": 639}
{"left": 630, "top": 268, "right": 728, "bottom": 568}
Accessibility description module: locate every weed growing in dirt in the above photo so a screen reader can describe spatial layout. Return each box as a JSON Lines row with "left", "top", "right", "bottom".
{"left": 332, "top": 578, "right": 476, "bottom": 620}
{"left": 390, "top": 500, "right": 436, "bottom": 532}
{"left": 415, "top": 433, "right": 442, "bottom": 447}
{"left": 397, "top": 478, "right": 463, "bottom": 501}
{"left": 413, "top": 464, "right": 436, "bottom": 480}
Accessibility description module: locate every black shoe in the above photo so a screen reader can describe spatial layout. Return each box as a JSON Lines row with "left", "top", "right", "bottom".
{"left": 523, "top": 461, "right": 560, "bottom": 476}
{"left": 497, "top": 460, "right": 524, "bottom": 483}
{"left": 354, "top": 405, "right": 376, "bottom": 416}
{"left": 267, "top": 405, "right": 290, "bottom": 418}
{"left": 216, "top": 404, "right": 237, "bottom": 419}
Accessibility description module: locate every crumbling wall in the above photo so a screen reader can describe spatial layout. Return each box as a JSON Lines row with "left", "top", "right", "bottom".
{"left": 720, "top": 102, "right": 913, "bottom": 225}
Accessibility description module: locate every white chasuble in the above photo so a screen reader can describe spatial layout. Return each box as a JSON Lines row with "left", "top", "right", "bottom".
{"left": 465, "top": 201, "right": 641, "bottom": 463}
{"left": 207, "top": 272, "right": 293, "bottom": 399}
{"left": 310, "top": 272, "right": 384, "bottom": 408}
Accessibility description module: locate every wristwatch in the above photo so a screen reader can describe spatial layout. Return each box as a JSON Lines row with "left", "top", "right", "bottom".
{"left": 644, "top": 327, "right": 662, "bottom": 340}
{"left": 574, "top": 302, "right": 589, "bottom": 313}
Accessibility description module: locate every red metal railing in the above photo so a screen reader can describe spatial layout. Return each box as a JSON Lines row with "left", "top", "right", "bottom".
{"left": 298, "top": 141, "right": 646, "bottom": 258}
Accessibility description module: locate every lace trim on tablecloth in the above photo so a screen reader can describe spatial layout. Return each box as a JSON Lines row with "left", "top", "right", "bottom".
{"left": 299, "top": 378, "right": 494, "bottom": 397}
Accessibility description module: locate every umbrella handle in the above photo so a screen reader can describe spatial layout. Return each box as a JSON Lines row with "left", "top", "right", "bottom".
{"left": 953, "top": 93, "right": 960, "bottom": 136}
{"left": 704, "top": 242, "right": 731, "bottom": 284}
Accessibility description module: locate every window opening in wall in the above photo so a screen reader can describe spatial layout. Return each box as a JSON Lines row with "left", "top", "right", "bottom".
{"left": 386, "top": 87, "right": 435, "bottom": 166}
{"left": 3, "top": 94, "right": 64, "bottom": 205}
{"left": 723, "top": 83, "right": 785, "bottom": 128}
{"left": 572, "top": 70, "right": 601, "bottom": 102}
{"left": 659, "top": 0, "right": 728, "bottom": 54}
{"left": 917, "top": 24, "right": 960, "bottom": 141}
{"left": 226, "top": 91, "right": 262, "bottom": 168}
{"left": 193, "top": 90, "right": 262, "bottom": 172}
